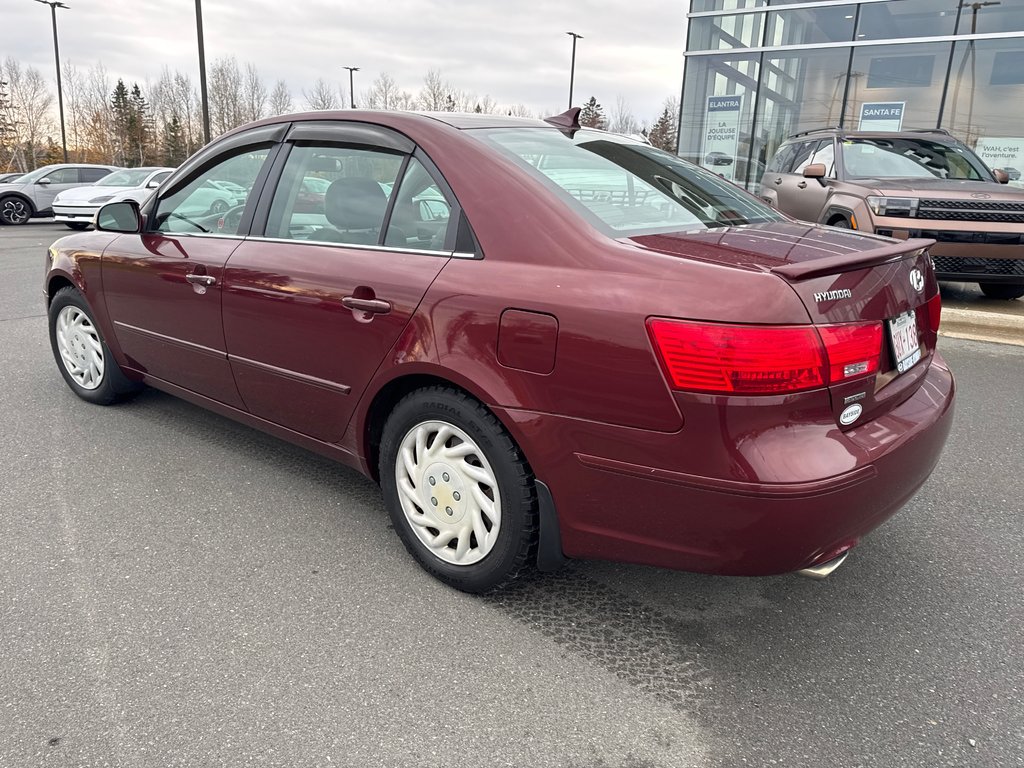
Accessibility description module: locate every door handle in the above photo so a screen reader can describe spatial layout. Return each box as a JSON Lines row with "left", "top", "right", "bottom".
{"left": 342, "top": 296, "right": 392, "bottom": 314}
{"left": 185, "top": 274, "right": 216, "bottom": 287}
{"left": 773, "top": 177, "right": 783, "bottom": 185}
{"left": 797, "top": 181, "right": 808, "bottom": 189}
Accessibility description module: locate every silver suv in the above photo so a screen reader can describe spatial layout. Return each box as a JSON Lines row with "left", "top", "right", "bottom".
{"left": 760, "top": 129, "right": 1024, "bottom": 300}
{"left": 0, "top": 164, "right": 119, "bottom": 225}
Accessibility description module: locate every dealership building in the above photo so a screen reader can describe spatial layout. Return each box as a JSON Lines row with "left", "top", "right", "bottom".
{"left": 679, "top": 0, "right": 1024, "bottom": 189}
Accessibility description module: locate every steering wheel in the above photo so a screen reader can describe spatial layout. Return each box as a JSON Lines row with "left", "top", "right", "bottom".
{"left": 217, "top": 205, "right": 247, "bottom": 234}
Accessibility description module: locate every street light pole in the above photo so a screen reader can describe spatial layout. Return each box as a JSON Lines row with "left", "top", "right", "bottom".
{"left": 566, "top": 32, "right": 583, "bottom": 110}
{"left": 195, "top": 0, "right": 211, "bottom": 144}
{"left": 343, "top": 66, "right": 359, "bottom": 109}
{"left": 34, "top": 0, "right": 68, "bottom": 163}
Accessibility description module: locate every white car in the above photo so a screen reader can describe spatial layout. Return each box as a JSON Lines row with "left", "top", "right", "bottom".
{"left": 52, "top": 167, "right": 175, "bottom": 230}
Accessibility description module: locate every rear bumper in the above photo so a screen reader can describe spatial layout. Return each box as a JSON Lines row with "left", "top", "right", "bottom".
{"left": 495, "top": 355, "right": 955, "bottom": 576}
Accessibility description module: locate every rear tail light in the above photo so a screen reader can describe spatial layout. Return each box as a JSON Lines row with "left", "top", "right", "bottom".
{"left": 647, "top": 318, "right": 882, "bottom": 395}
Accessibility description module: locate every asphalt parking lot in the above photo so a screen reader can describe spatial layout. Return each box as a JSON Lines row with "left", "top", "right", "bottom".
{"left": 2, "top": 221, "right": 1023, "bottom": 768}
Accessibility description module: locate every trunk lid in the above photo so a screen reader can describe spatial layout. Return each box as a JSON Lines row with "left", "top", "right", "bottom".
{"left": 630, "top": 221, "right": 941, "bottom": 427}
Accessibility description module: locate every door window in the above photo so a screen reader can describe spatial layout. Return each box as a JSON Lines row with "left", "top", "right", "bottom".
{"left": 265, "top": 144, "right": 404, "bottom": 245}
{"left": 79, "top": 168, "right": 112, "bottom": 183}
{"left": 383, "top": 157, "right": 452, "bottom": 251}
{"left": 42, "top": 168, "right": 79, "bottom": 184}
{"left": 153, "top": 146, "right": 271, "bottom": 235}
{"left": 789, "top": 140, "right": 822, "bottom": 174}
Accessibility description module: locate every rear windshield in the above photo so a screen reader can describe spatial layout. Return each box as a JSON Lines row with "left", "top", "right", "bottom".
{"left": 473, "top": 128, "right": 783, "bottom": 236}
{"left": 841, "top": 138, "right": 991, "bottom": 181}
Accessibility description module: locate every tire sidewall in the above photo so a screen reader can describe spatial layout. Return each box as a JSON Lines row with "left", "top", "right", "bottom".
{"left": 379, "top": 389, "right": 534, "bottom": 593}
{"left": 48, "top": 288, "right": 127, "bottom": 405}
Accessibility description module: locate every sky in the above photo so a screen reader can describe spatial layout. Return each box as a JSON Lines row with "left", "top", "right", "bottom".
{"left": 1, "top": 0, "right": 688, "bottom": 125}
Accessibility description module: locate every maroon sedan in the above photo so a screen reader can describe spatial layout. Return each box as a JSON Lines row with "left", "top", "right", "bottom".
{"left": 44, "top": 110, "right": 955, "bottom": 593}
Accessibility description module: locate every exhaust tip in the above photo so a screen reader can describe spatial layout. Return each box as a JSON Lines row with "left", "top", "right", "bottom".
{"left": 797, "top": 550, "right": 849, "bottom": 580}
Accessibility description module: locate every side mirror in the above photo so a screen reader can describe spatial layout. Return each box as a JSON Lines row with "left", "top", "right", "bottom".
{"left": 36, "top": 178, "right": 51, "bottom": 185}
{"left": 993, "top": 169, "right": 1009, "bottom": 184}
{"left": 96, "top": 201, "right": 142, "bottom": 233}
{"left": 147, "top": 180, "right": 161, "bottom": 189}
{"left": 802, "top": 163, "right": 827, "bottom": 179}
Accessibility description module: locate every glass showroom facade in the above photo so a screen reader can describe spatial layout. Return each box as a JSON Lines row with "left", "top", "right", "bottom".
{"left": 679, "top": 0, "right": 1024, "bottom": 189}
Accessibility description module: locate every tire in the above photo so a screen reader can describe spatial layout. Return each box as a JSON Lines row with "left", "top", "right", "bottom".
{"left": 0, "top": 195, "right": 33, "bottom": 225}
{"left": 64, "top": 222, "right": 90, "bottom": 231}
{"left": 829, "top": 216, "right": 852, "bottom": 229}
{"left": 979, "top": 283, "right": 1024, "bottom": 300}
{"left": 48, "top": 287, "right": 141, "bottom": 405}
{"left": 379, "top": 387, "right": 538, "bottom": 593}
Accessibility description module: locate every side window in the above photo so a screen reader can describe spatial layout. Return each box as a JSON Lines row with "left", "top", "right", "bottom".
{"left": 151, "top": 171, "right": 172, "bottom": 185}
{"left": 765, "top": 143, "right": 798, "bottom": 175}
{"left": 42, "top": 168, "right": 79, "bottom": 184}
{"left": 265, "top": 144, "right": 404, "bottom": 245}
{"left": 790, "top": 140, "right": 823, "bottom": 174}
{"left": 384, "top": 157, "right": 452, "bottom": 251}
{"left": 154, "top": 146, "right": 270, "bottom": 234}
{"left": 807, "top": 140, "right": 836, "bottom": 177}
{"left": 79, "top": 168, "right": 112, "bottom": 183}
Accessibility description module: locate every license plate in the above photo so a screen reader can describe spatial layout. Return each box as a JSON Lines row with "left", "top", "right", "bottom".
{"left": 888, "top": 311, "right": 921, "bottom": 374}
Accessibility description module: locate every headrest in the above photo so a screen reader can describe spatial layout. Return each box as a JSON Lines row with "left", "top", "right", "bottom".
{"left": 324, "top": 177, "right": 387, "bottom": 230}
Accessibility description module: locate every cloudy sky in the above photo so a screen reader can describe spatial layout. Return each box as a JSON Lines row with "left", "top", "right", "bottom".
{"left": 2, "top": 0, "right": 688, "bottom": 124}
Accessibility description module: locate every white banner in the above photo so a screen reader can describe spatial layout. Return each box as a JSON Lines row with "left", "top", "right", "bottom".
{"left": 974, "top": 137, "right": 1024, "bottom": 187}
{"left": 702, "top": 95, "right": 743, "bottom": 182}
{"left": 858, "top": 102, "right": 905, "bottom": 132}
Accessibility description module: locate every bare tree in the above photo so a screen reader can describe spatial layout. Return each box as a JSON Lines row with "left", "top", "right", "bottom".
{"left": 2, "top": 57, "right": 55, "bottom": 170}
{"left": 608, "top": 95, "right": 640, "bottom": 136}
{"left": 269, "top": 79, "right": 293, "bottom": 116}
{"left": 364, "top": 72, "right": 405, "bottom": 110}
{"left": 304, "top": 77, "right": 339, "bottom": 110}
{"left": 418, "top": 69, "right": 449, "bottom": 111}
{"left": 209, "top": 56, "right": 245, "bottom": 135}
{"left": 242, "top": 63, "right": 267, "bottom": 122}
{"left": 505, "top": 103, "right": 534, "bottom": 118}
{"left": 61, "top": 61, "right": 83, "bottom": 161}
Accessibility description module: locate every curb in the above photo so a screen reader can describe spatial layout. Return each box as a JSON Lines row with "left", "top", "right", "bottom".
{"left": 939, "top": 307, "right": 1024, "bottom": 347}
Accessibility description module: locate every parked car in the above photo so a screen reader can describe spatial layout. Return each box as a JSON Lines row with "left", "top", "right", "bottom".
{"left": 0, "top": 172, "right": 24, "bottom": 184}
{"left": 760, "top": 128, "right": 1024, "bottom": 300}
{"left": 52, "top": 167, "right": 175, "bottom": 230}
{"left": 0, "top": 164, "right": 119, "bottom": 225}
{"left": 44, "top": 110, "right": 954, "bottom": 593}
{"left": 704, "top": 150, "right": 734, "bottom": 166}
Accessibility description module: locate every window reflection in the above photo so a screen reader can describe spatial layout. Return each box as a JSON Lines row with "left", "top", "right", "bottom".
{"left": 856, "top": 0, "right": 957, "bottom": 41}
{"left": 844, "top": 43, "right": 951, "bottom": 130}
{"left": 765, "top": 6, "right": 855, "bottom": 45}
{"left": 944, "top": 37, "right": 1024, "bottom": 151}
{"left": 688, "top": 13, "right": 764, "bottom": 50}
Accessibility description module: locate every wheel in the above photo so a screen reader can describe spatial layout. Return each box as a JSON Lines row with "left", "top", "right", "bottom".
{"left": 979, "top": 283, "right": 1024, "bottom": 300}
{"left": 209, "top": 198, "right": 229, "bottom": 215}
{"left": 829, "top": 217, "right": 852, "bottom": 229}
{"left": 64, "top": 222, "right": 90, "bottom": 231}
{"left": 48, "top": 287, "right": 141, "bottom": 405}
{"left": 379, "top": 387, "right": 538, "bottom": 593}
{"left": 0, "top": 195, "right": 32, "bottom": 225}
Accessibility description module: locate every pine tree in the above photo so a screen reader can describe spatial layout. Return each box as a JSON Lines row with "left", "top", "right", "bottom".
{"left": 110, "top": 79, "right": 131, "bottom": 166}
{"left": 163, "top": 113, "right": 187, "bottom": 166}
{"left": 648, "top": 105, "right": 678, "bottom": 153}
{"left": 579, "top": 96, "right": 607, "bottom": 129}
{"left": 128, "top": 83, "right": 151, "bottom": 166}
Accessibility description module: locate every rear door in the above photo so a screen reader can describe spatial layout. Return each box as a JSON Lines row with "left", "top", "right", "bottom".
{"left": 33, "top": 167, "right": 83, "bottom": 212}
{"left": 101, "top": 139, "right": 278, "bottom": 407}
{"left": 221, "top": 123, "right": 457, "bottom": 443}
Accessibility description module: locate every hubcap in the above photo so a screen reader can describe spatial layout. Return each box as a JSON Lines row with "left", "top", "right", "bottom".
{"left": 395, "top": 420, "right": 501, "bottom": 566}
{"left": 55, "top": 306, "right": 105, "bottom": 390}
{"left": 2, "top": 198, "right": 29, "bottom": 224}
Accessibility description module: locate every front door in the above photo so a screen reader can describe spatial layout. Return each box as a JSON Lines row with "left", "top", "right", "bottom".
{"left": 222, "top": 142, "right": 455, "bottom": 443}
{"left": 101, "top": 144, "right": 274, "bottom": 407}
{"left": 776, "top": 139, "right": 836, "bottom": 223}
